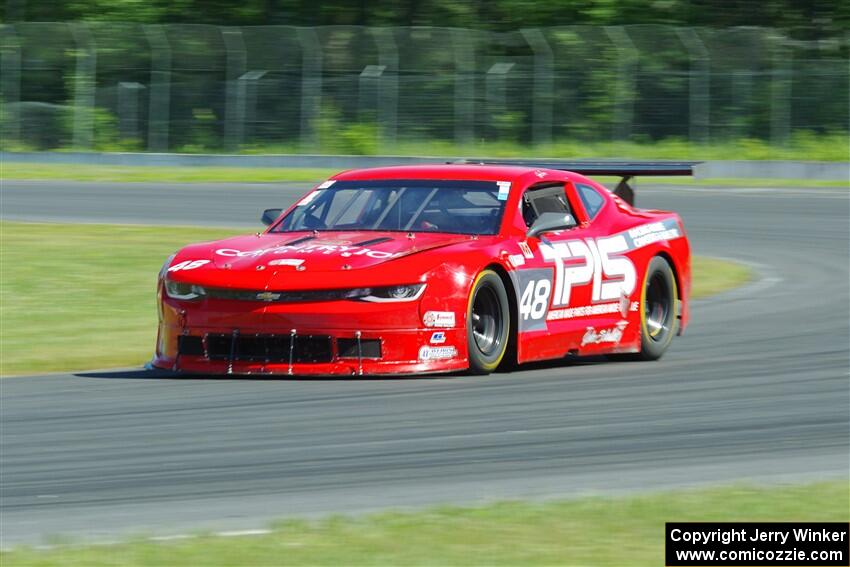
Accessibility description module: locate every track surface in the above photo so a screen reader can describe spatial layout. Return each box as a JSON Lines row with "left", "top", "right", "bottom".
{"left": 1, "top": 180, "right": 848, "bottom": 545}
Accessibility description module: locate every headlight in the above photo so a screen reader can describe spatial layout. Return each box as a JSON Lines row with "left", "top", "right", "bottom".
{"left": 164, "top": 279, "right": 206, "bottom": 301}
{"left": 360, "top": 284, "right": 426, "bottom": 302}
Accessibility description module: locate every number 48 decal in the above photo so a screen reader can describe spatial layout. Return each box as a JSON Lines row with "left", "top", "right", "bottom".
{"left": 519, "top": 279, "right": 551, "bottom": 321}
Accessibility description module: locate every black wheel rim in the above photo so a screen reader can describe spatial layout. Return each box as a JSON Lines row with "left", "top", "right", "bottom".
{"left": 645, "top": 272, "right": 671, "bottom": 342}
{"left": 471, "top": 285, "right": 503, "bottom": 356}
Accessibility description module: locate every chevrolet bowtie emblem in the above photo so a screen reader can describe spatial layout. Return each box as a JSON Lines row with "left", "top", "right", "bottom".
{"left": 255, "top": 291, "right": 281, "bottom": 302}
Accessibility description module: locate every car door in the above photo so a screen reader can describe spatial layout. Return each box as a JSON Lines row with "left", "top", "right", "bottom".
{"left": 513, "top": 181, "right": 634, "bottom": 362}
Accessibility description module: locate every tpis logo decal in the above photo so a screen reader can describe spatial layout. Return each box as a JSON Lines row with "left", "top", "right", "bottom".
{"left": 517, "top": 235, "right": 635, "bottom": 332}
{"left": 516, "top": 219, "right": 680, "bottom": 332}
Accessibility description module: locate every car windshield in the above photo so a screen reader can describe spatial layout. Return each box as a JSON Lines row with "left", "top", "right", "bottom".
{"left": 275, "top": 180, "right": 507, "bottom": 235}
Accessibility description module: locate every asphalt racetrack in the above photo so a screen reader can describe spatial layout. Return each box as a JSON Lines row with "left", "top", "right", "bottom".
{"left": 1, "top": 180, "right": 848, "bottom": 545}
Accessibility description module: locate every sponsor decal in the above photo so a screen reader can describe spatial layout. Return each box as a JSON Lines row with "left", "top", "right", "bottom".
{"left": 497, "top": 181, "right": 511, "bottom": 201}
{"left": 507, "top": 254, "right": 525, "bottom": 268}
{"left": 418, "top": 345, "right": 457, "bottom": 361}
{"left": 317, "top": 180, "right": 336, "bottom": 189}
{"left": 580, "top": 321, "right": 628, "bottom": 347}
{"left": 255, "top": 291, "right": 281, "bottom": 302}
{"left": 546, "top": 300, "right": 641, "bottom": 321}
{"left": 540, "top": 234, "right": 637, "bottom": 307}
{"left": 215, "top": 243, "right": 399, "bottom": 260}
{"left": 547, "top": 301, "right": 622, "bottom": 321}
{"left": 627, "top": 220, "right": 680, "bottom": 248}
{"left": 423, "top": 311, "right": 456, "bottom": 328}
{"left": 518, "top": 241, "right": 534, "bottom": 259}
{"left": 268, "top": 258, "right": 305, "bottom": 267}
{"left": 533, "top": 169, "right": 547, "bottom": 178}
{"left": 429, "top": 331, "right": 446, "bottom": 344}
{"left": 168, "top": 259, "right": 210, "bottom": 272}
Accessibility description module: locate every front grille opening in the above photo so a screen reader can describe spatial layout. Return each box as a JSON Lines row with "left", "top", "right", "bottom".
{"left": 337, "top": 338, "right": 382, "bottom": 359}
{"left": 204, "top": 333, "right": 333, "bottom": 363}
{"left": 178, "top": 335, "right": 204, "bottom": 356}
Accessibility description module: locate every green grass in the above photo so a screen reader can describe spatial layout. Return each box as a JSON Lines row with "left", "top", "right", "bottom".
{"left": 7, "top": 131, "right": 848, "bottom": 161}
{"left": 691, "top": 256, "right": 752, "bottom": 298}
{"left": 1, "top": 163, "right": 339, "bottom": 183}
{"left": 373, "top": 133, "right": 850, "bottom": 162}
{"left": 0, "top": 222, "right": 243, "bottom": 375}
{"left": 1, "top": 481, "right": 846, "bottom": 566}
{"left": 0, "top": 221, "right": 751, "bottom": 376}
{"left": 2, "top": 162, "right": 848, "bottom": 186}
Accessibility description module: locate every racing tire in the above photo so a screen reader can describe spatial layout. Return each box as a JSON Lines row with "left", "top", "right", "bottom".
{"left": 466, "top": 270, "right": 511, "bottom": 374}
{"left": 637, "top": 256, "right": 679, "bottom": 360}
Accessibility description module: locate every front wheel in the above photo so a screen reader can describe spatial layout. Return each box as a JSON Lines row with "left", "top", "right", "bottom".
{"left": 466, "top": 270, "right": 510, "bottom": 374}
{"left": 637, "top": 256, "right": 679, "bottom": 360}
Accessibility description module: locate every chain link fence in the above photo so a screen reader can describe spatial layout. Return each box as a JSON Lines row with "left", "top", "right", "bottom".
{"left": 1, "top": 23, "right": 847, "bottom": 153}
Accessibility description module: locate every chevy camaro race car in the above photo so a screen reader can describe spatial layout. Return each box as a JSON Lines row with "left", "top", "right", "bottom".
{"left": 152, "top": 161, "right": 693, "bottom": 376}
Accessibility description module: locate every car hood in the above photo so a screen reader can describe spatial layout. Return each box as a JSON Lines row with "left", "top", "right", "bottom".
{"left": 209, "top": 231, "right": 472, "bottom": 271}
{"left": 168, "top": 231, "right": 479, "bottom": 290}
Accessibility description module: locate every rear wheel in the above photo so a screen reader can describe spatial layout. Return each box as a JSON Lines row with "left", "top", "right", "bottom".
{"left": 467, "top": 270, "right": 510, "bottom": 374}
{"left": 637, "top": 256, "right": 679, "bottom": 360}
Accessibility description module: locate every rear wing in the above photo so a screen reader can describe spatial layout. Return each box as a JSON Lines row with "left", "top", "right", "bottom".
{"left": 455, "top": 160, "right": 698, "bottom": 205}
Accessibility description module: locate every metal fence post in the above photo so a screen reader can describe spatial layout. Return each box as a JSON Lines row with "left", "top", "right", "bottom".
{"left": 371, "top": 27, "right": 398, "bottom": 150}
{"left": 297, "top": 27, "right": 322, "bottom": 151}
{"left": 486, "top": 62, "right": 514, "bottom": 140}
{"left": 520, "top": 28, "right": 554, "bottom": 146}
{"left": 0, "top": 25, "right": 22, "bottom": 145}
{"left": 71, "top": 22, "right": 96, "bottom": 150}
{"left": 730, "top": 70, "right": 753, "bottom": 140}
{"left": 451, "top": 29, "right": 475, "bottom": 146}
{"left": 117, "top": 82, "right": 145, "bottom": 141}
{"left": 222, "top": 28, "right": 246, "bottom": 151}
{"left": 604, "top": 26, "right": 638, "bottom": 141}
{"left": 769, "top": 31, "right": 791, "bottom": 145}
{"left": 676, "top": 27, "right": 711, "bottom": 144}
{"left": 144, "top": 25, "right": 171, "bottom": 152}
{"left": 358, "top": 64, "right": 384, "bottom": 122}
{"left": 238, "top": 70, "right": 266, "bottom": 143}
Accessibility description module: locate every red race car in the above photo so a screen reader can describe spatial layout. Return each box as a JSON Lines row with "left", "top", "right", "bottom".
{"left": 152, "top": 161, "right": 693, "bottom": 376}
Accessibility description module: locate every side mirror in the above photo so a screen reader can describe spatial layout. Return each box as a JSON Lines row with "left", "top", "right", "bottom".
{"left": 526, "top": 212, "right": 578, "bottom": 239}
{"left": 261, "top": 208, "right": 283, "bottom": 226}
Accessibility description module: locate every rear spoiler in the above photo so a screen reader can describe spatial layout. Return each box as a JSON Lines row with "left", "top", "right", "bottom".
{"left": 455, "top": 160, "right": 698, "bottom": 206}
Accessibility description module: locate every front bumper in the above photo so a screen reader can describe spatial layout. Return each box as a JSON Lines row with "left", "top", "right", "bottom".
{"left": 152, "top": 295, "right": 468, "bottom": 376}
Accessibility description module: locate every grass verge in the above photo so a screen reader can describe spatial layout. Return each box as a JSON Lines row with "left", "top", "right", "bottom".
{"left": 691, "top": 256, "right": 752, "bottom": 299}
{"left": 1, "top": 163, "right": 338, "bottom": 183}
{"left": 2, "top": 162, "right": 848, "bottom": 186}
{"left": 0, "top": 221, "right": 751, "bottom": 376}
{"left": 1, "top": 481, "right": 847, "bottom": 565}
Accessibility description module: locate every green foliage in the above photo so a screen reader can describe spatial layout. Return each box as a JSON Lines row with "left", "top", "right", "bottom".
{"left": 1, "top": 481, "right": 846, "bottom": 565}
{"left": 314, "top": 105, "right": 379, "bottom": 155}
{"left": 5, "top": 0, "right": 848, "bottom": 35}
{"left": 6, "top": 132, "right": 845, "bottom": 161}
